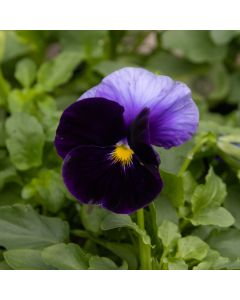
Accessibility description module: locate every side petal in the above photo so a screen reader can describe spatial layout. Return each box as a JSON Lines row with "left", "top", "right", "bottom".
{"left": 78, "top": 67, "right": 199, "bottom": 148}
{"left": 62, "top": 145, "right": 162, "bottom": 214}
{"left": 54, "top": 97, "right": 126, "bottom": 159}
{"left": 149, "top": 82, "right": 199, "bottom": 148}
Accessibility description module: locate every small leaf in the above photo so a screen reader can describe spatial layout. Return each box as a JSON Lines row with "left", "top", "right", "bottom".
{"left": 0, "top": 204, "right": 69, "bottom": 249}
{"left": 191, "top": 207, "right": 234, "bottom": 227}
{"left": 4, "top": 249, "right": 52, "bottom": 270}
{"left": 177, "top": 236, "right": 209, "bottom": 261}
{"left": 37, "top": 51, "right": 83, "bottom": 92}
{"left": 42, "top": 243, "right": 89, "bottom": 270}
{"left": 22, "top": 169, "right": 66, "bottom": 213}
{"left": 14, "top": 58, "right": 37, "bottom": 88}
{"left": 5, "top": 113, "right": 45, "bottom": 170}
{"left": 191, "top": 167, "right": 227, "bottom": 213}
{"left": 157, "top": 220, "right": 181, "bottom": 249}
{"left": 1, "top": 31, "right": 31, "bottom": 63}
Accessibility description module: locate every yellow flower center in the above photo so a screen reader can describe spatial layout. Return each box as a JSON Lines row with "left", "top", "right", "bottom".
{"left": 111, "top": 144, "right": 134, "bottom": 166}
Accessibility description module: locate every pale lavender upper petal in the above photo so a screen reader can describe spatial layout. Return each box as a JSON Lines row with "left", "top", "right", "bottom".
{"left": 78, "top": 67, "right": 199, "bottom": 148}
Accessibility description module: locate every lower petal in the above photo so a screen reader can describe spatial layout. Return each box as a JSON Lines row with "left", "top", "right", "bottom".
{"left": 62, "top": 145, "right": 162, "bottom": 214}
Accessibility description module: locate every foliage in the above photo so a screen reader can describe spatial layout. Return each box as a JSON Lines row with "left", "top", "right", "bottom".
{"left": 0, "top": 30, "right": 240, "bottom": 269}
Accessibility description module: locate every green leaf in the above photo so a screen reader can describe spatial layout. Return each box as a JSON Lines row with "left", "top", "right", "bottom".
{"left": 4, "top": 249, "right": 52, "bottom": 270}
{"left": 37, "top": 51, "right": 83, "bottom": 92}
{"left": 217, "top": 134, "right": 240, "bottom": 169}
{"left": 22, "top": 169, "right": 66, "bottom": 213}
{"left": 207, "top": 228, "right": 240, "bottom": 259}
{"left": 42, "top": 243, "right": 89, "bottom": 270}
{"left": 36, "top": 95, "right": 60, "bottom": 141}
{"left": 191, "top": 207, "right": 234, "bottom": 227}
{"left": 0, "top": 32, "right": 5, "bottom": 63}
{"left": 0, "top": 154, "right": 17, "bottom": 190}
{"left": 1, "top": 31, "right": 31, "bottom": 63}
{"left": 80, "top": 205, "right": 109, "bottom": 234}
{"left": 177, "top": 236, "right": 209, "bottom": 261}
{"left": 0, "top": 260, "right": 12, "bottom": 269}
{"left": 210, "top": 30, "right": 240, "bottom": 45}
{"left": 193, "top": 249, "right": 229, "bottom": 270}
{"left": 14, "top": 58, "right": 37, "bottom": 88}
{"left": 204, "top": 64, "right": 230, "bottom": 101}
{"left": 5, "top": 113, "right": 45, "bottom": 170}
{"left": 154, "top": 194, "right": 178, "bottom": 226}
{"left": 0, "top": 70, "right": 11, "bottom": 106}
{"left": 167, "top": 258, "right": 188, "bottom": 270}
{"left": 146, "top": 50, "right": 197, "bottom": 77}
{"left": 0, "top": 183, "right": 22, "bottom": 207}
{"left": 228, "top": 72, "right": 240, "bottom": 104}
{"left": 101, "top": 213, "right": 151, "bottom": 245}
{"left": 162, "top": 31, "right": 227, "bottom": 63}
{"left": 157, "top": 140, "right": 193, "bottom": 174}
{"left": 191, "top": 167, "right": 227, "bottom": 213}
{"left": 0, "top": 204, "right": 69, "bottom": 249}
{"left": 7, "top": 89, "right": 36, "bottom": 114}
{"left": 224, "top": 185, "right": 240, "bottom": 229}
{"left": 89, "top": 256, "right": 126, "bottom": 270}
{"left": 59, "top": 31, "right": 107, "bottom": 59}
{"left": 94, "top": 60, "right": 136, "bottom": 76}
{"left": 183, "top": 171, "right": 197, "bottom": 203}
{"left": 190, "top": 167, "right": 232, "bottom": 227}
{"left": 161, "top": 170, "right": 184, "bottom": 207}
{"left": 100, "top": 242, "right": 137, "bottom": 270}
{"left": 158, "top": 220, "right": 181, "bottom": 249}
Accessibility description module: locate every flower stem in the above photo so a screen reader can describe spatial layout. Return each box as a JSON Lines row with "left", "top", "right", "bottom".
{"left": 136, "top": 208, "right": 152, "bottom": 270}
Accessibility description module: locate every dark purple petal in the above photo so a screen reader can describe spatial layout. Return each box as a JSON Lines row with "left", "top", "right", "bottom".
{"left": 128, "top": 107, "right": 160, "bottom": 166}
{"left": 62, "top": 145, "right": 162, "bottom": 214}
{"left": 78, "top": 67, "right": 199, "bottom": 148}
{"left": 54, "top": 97, "right": 126, "bottom": 158}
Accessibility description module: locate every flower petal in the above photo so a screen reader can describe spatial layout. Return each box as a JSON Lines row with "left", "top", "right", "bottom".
{"left": 54, "top": 97, "right": 126, "bottom": 158}
{"left": 79, "top": 67, "right": 199, "bottom": 148}
{"left": 62, "top": 145, "right": 162, "bottom": 214}
{"left": 128, "top": 107, "right": 160, "bottom": 166}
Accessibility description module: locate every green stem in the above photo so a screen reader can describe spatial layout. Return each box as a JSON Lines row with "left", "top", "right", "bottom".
{"left": 178, "top": 137, "right": 208, "bottom": 177}
{"left": 136, "top": 208, "right": 152, "bottom": 270}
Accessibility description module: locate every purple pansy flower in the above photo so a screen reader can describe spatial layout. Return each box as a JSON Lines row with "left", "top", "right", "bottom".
{"left": 54, "top": 67, "right": 199, "bottom": 214}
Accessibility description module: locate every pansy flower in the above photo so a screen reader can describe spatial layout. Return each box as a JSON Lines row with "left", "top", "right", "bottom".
{"left": 54, "top": 67, "right": 199, "bottom": 214}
